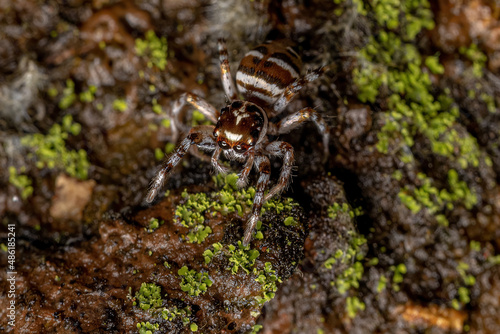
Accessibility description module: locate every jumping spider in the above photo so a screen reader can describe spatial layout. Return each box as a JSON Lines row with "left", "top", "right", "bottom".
{"left": 147, "top": 39, "right": 329, "bottom": 245}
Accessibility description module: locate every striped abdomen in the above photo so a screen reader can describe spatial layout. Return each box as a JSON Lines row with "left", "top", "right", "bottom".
{"left": 236, "top": 40, "right": 302, "bottom": 108}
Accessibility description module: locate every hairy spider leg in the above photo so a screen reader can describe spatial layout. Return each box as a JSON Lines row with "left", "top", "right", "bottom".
{"left": 243, "top": 155, "right": 271, "bottom": 246}
{"left": 263, "top": 141, "right": 295, "bottom": 202}
{"left": 236, "top": 149, "right": 255, "bottom": 188}
{"left": 272, "top": 67, "right": 325, "bottom": 114}
{"left": 146, "top": 125, "right": 216, "bottom": 203}
{"left": 218, "top": 39, "right": 238, "bottom": 101}
{"left": 270, "top": 107, "right": 330, "bottom": 159}
{"left": 171, "top": 92, "right": 219, "bottom": 141}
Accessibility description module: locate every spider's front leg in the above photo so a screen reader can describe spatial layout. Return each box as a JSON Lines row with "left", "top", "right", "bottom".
{"left": 243, "top": 155, "right": 271, "bottom": 246}
{"left": 264, "top": 141, "right": 294, "bottom": 202}
{"left": 146, "top": 125, "right": 216, "bottom": 203}
{"left": 170, "top": 92, "right": 219, "bottom": 141}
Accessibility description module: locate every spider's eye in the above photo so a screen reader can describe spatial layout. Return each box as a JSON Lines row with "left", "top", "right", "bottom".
{"left": 218, "top": 140, "right": 229, "bottom": 149}
{"left": 234, "top": 145, "right": 247, "bottom": 153}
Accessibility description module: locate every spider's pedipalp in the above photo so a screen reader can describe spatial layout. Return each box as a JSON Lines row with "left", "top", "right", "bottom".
{"left": 236, "top": 151, "right": 255, "bottom": 188}
{"left": 211, "top": 145, "right": 230, "bottom": 175}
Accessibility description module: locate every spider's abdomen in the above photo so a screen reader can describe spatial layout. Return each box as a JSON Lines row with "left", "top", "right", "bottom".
{"left": 236, "top": 40, "right": 302, "bottom": 107}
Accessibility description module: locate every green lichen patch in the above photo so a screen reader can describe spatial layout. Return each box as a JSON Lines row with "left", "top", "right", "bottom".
{"left": 253, "top": 262, "right": 283, "bottom": 305}
{"left": 398, "top": 170, "right": 477, "bottom": 226}
{"left": 135, "top": 30, "right": 168, "bottom": 71}
{"left": 227, "top": 241, "right": 260, "bottom": 274}
{"left": 351, "top": 0, "right": 483, "bottom": 231}
{"left": 145, "top": 217, "right": 164, "bottom": 233}
{"left": 459, "top": 43, "right": 487, "bottom": 79}
{"left": 8, "top": 166, "right": 33, "bottom": 199}
{"left": 134, "top": 282, "right": 163, "bottom": 311}
{"left": 21, "top": 115, "right": 90, "bottom": 180}
{"left": 178, "top": 266, "right": 213, "bottom": 297}
{"left": 136, "top": 321, "right": 159, "bottom": 334}
{"left": 174, "top": 173, "right": 302, "bottom": 244}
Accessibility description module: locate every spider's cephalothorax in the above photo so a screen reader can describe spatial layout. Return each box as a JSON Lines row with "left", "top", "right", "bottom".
{"left": 214, "top": 100, "right": 268, "bottom": 163}
{"left": 147, "top": 39, "right": 330, "bottom": 246}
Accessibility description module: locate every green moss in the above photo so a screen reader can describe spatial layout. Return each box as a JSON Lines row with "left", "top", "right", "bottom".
{"left": 135, "top": 30, "right": 168, "bottom": 70}
{"left": 324, "top": 249, "right": 344, "bottom": 269}
{"left": 58, "top": 79, "right": 76, "bottom": 109}
{"left": 253, "top": 262, "right": 282, "bottom": 305}
{"left": 154, "top": 148, "right": 164, "bottom": 161}
{"left": 21, "top": 115, "right": 89, "bottom": 180}
{"left": 79, "top": 85, "right": 97, "bottom": 103}
{"left": 251, "top": 324, "right": 263, "bottom": 334}
{"left": 175, "top": 173, "right": 299, "bottom": 244}
{"left": 137, "top": 321, "right": 159, "bottom": 334}
{"left": 425, "top": 55, "right": 444, "bottom": 74}
{"left": 165, "top": 142, "right": 175, "bottom": 154}
{"left": 8, "top": 166, "right": 33, "bottom": 199}
{"left": 346, "top": 296, "right": 365, "bottom": 318}
{"left": 175, "top": 191, "right": 214, "bottom": 243}
{"left": 325, "top": 232, "right": 367, "bottom": 294}
{"left": 390, "top": 263, "right": 407, "bottom": 288}
{"left": 134, "top": 283, "right": 162, "bottom": 310}
{"left": 352, "top": 2, "right": 484, "bottom": 229}
{"left": 335, "top": 261, "right": 364, "bottom": 294}
{"left": 191, "top": 110, "right": 211, "bottom": 127}
{"left": 112, "top": 98, "right": 127, "bottom": 112}
{"left": 459, "top": 43, "right": 487, "bottom": 78}
{"left": 152, "top": 98, "right": 162, "bottom": 114}
{"left": 328, "top": 202, "right": 363, "bottom": 220}
{"left": 457, "top": 262, "right": 476, "bottom": 286}
{"left": 377, "top": 275, "right": 387, "bottom": 293}
{"left": 479, "top": 92, "right": 497, "bottom": 113}
{"left": 398, "top": 170, "right": 477, "bottom": 224}
{"left": 178, "top": 266, "right": 212, "bottom": 296}
{"left": 203, "top": 242, "right": 223, "bottom": 264}
{"left": 146, "top": 217, "right": 163, "bottom": 233}
{"left": 227, "top": 241, "right": 260, "bottom": 274}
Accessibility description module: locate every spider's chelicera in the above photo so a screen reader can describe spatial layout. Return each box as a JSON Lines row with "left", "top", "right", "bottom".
{"left": 146, "top": 39, "right": 330, "bottom": 246}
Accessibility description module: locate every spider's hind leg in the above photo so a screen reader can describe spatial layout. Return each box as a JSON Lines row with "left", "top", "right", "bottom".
{"left": 272, "top": 67, "right": 325, "bottom": 114}
{"left": 270, "top": 107, "right": 330, "bottom": 160}
{"left": 218, "top": 39, "right": 238, "bottom": 101}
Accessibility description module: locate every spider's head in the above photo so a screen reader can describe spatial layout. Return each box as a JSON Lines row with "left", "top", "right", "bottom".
{"left": 214, "top": 100, "right": 267, "bottom": 161}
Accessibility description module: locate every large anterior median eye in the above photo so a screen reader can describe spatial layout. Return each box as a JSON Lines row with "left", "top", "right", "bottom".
{"left": 234, "top": 145, "right": 246, "bottom": 153}
{"left": 218, "top": 140, "right": 229, "bottom": 150}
